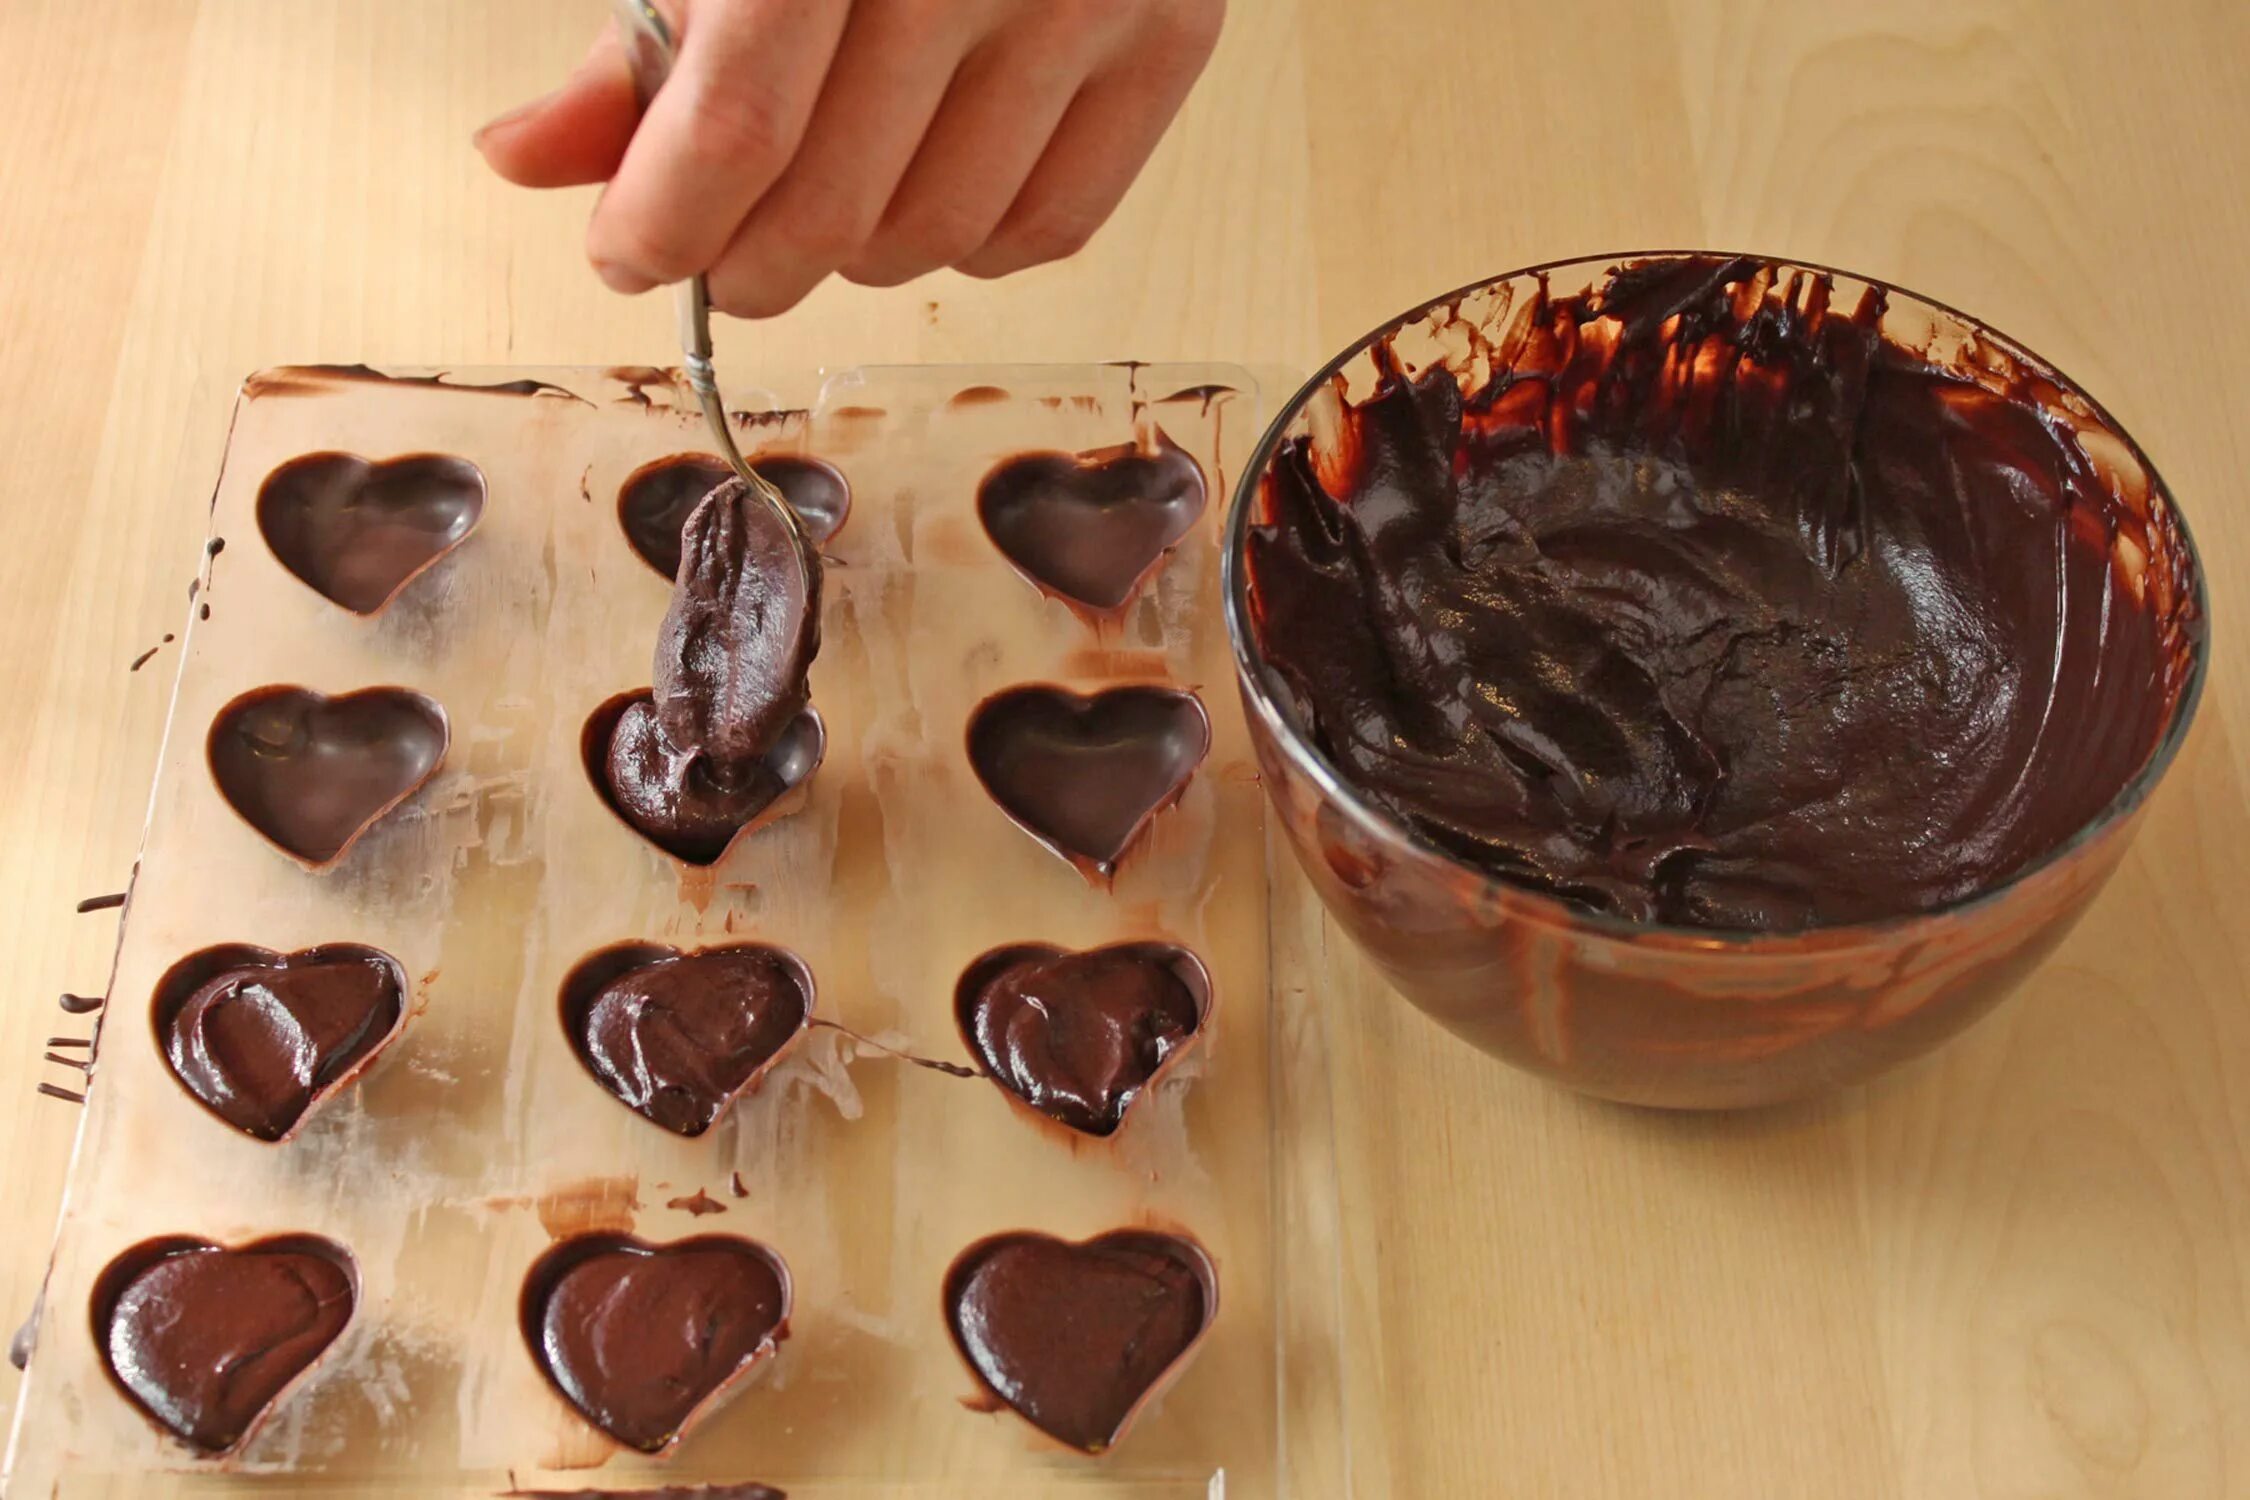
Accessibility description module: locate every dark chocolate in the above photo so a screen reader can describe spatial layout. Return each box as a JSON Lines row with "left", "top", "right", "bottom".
{"left": 153, "top": 944, "right": 407, "bottom": 1141}
{"left": 521, "top": 1234, "right": 789, "bottom": 1454}
{"left": 585, "top": 692, "right": 824, "bottom": 865}
{"left": 208, "top": 686, "right": 448, "bottom": 868}
{"left": 76, "top": 893, "right": 126, "bottom": 913}
{"left": 1245, "top": 254, "right": 2200, "bottom": 930}
{"left": 966, "top": 685, "right": 1211, "bottom": 880}
{"left": 58, "top": 993, "right": 104, "bottom": 1014}
{"left": 977, "top": 431, "right": 1206, "bottom": 614}
{"left": 955, "top": 943, "right": 1208, "bottom": 1136}
{"left": 256, "top": 452, "right": 486, "bottom": 615}
{"left": 668, "top": 1190, "right": 727, "bottom": 1216}
{"left": 619, "top": 454, "right": 849, "bottom": 578}
{"left": 560, "top": 943, "right": 811, "bottom": 1135}
{"left": 37, "top": 1082, "right": 83, "bottom": 1104}
{"left": 92, "top": 1235, "right": 356, "bottom": 1455}
{"left": 254, "top": 364, "right": 592, "bottom": 404}
{"left": 944, "top": 1230, "right": 1215, "bottom": 1454}
{"left": 655, "top": 478, "right": 821, "bottom": 767}
{"left": 8, "top": 1290, "right": 39, "bottom": 1371}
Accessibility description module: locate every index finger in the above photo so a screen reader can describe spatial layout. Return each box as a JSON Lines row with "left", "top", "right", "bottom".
{"left": 587, "top": 0, "right": 853, "bottom": 293}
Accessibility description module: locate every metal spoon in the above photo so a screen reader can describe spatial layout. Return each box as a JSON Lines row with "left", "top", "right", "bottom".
{"left": 610, "top": 0, "right": 813, "bottom": 568}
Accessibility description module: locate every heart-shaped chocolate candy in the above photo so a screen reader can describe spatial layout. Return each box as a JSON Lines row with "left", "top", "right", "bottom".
{"left": 208, "top": 686, "right": 449, "bottom": 868}
{"left": 561, "top": 943, "right": 812, "bottom": 1135}
{"left": 153, "top": 943, "right": 407, "bottom": 1142}
{"left": 619, "top": 453, "right": 850, "bottom": 579}
{"left": 521, "top": 1233, "right": 790, "bottom": 1454}
{"left": 977, "top": 430, "right": 1206, "bottom": 615}
{"left": 955, "top": 942, "right": 1209, "bottom": 1137}
{"left": 92, "top": 1234, "right": 358, "bottom": 1456}
{"left": 966, "top": 685, "right": 1210, "bottom": 880}
{"left": 944, "top": 1229, "right": 1216, "bottom": 1454}
{"left": 583, "top": 691, "right": 825, "bottom": 866}
{"left": 257, "top": 452, "right": 485, "bottom": 615}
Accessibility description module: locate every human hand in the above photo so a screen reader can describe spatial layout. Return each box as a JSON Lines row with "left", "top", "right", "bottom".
{"left": 475, "top": 0, "right": 1224, "bottom": 317}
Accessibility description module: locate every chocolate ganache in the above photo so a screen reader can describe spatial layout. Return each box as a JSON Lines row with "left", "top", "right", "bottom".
{"left": 1245, "top": 255, "right": 2192, "bottom": 931}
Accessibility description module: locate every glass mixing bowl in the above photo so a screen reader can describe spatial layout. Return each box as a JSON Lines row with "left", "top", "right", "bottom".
{"left": 1222, "top": 253, "right": 2209, "bottom": 1108}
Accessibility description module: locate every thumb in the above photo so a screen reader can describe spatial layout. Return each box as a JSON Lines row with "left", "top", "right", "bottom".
{"left": 476, "top": 27, "right": 641, "bottom": 189}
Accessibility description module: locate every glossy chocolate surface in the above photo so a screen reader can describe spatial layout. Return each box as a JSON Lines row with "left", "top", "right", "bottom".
{"left": 1245, "top": 254, "right": 2197, "bottom": 931}
{"left": 956, "top": 943, "right": 1206, "bottom": 1136}
{"left": 154, "top": 944, "right": 406, "bottom": 1141}
{"left": 586, "top": 692, "right": 824, "bottom": 865}
{"left": 92, "top": 1235, "right": 356, "bottom": 1455}
{"left": 561, "top": 944, "right": 811, "bottom": 1135}
{"left": 256, "top": 452, "right": 485, "bottom": 614}
{"left": 620, "top": 454, "right": 848, "bottom": 578}
{"left": 522, "top": 1234, "right": 789, "bottom": 1454}
{"left": 945, "top": 1230, "right": 1214, "bottom": 1454}
{"left": 966, "top": 685, "right": 1210, "bottom": 879}
{"left": 208, "top": 686, "right": 448, "bottom": 867}
{"left": 977, "top": 431, "right": 1206, "bottom": 613}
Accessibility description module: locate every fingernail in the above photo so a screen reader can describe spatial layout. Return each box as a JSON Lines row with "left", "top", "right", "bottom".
{"left": 593, "top": 259, "right": 656, "bottom": 296}
{"left": 472, "top": 92, "right": 551, "bottom": 148}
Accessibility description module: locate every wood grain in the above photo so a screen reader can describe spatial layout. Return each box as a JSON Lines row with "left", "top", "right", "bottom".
{"left": 0, "top": 2, "right": 2242, "bottom": 1495}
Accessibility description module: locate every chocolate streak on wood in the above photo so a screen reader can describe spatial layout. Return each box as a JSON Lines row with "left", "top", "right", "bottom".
{"left": 45, "top": 1037, "right": 90, "bottom": 1049}
{"left": 806, "top": 1018, "right": 981, "bottom": 1078}
{"left": 57, "top": 994, "right": 104, "bottom": 1014}
{"left": 42, "top": 1053, "right": 91, "bottom": 1073}
{"left": 75, "top": 893, "right": 125, "bottom": 913}
{"left": 37, "top": 1083, "right": 84, "bottom": 1104}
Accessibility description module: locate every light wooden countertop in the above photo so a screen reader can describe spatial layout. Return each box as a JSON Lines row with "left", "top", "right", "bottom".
{"left": 1, "top": 2, "right": 2243, "bottom": 1495}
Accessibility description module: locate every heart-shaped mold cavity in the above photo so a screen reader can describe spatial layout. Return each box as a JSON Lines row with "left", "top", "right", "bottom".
{"left": 208, "top": 686, "right": 449, "bottom": 869}
{"left": 561, "top": 942, "right": 813, "bottom": 1135}
{"left": 92, "top": 1233, "right": 358, "bottom": 1456}
{"left": 977, "top": 430, "right": 1206, "bottom": 616}
{"left": 256, "top": 452, "right": 486, "bottom": 614}
{"left": 521, "top": 1233, "right": 791, "bottom": 1455}
{"left": 966, "top": 684, "right": 1211, "bottom": 881}
{"left": 152, "top": 943, "right": 407, "bottom": 1142}
{"left": 583, "top": 691, "right": 825, "bottom": 866}
{"left": 619, "top": 453, "right": 850, "bottom": 578}
{"left": 954, "top": 942, "right": 1209, "bottom": 1137}
{"left": 944, "top": 1228, "right": 1216, "bottom": 1455}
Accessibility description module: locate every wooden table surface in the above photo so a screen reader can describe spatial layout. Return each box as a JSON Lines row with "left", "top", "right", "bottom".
{"left": 2, "top": 2, "right": 2243, "bottom": 1495}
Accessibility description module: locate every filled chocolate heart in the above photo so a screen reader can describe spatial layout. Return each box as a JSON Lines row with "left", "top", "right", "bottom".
{"left": 619, "top": 453, "right": 850, "bottom": 579}
{"left": 955, "top": 943, "right": 1209, "bottom": 1137}
{"left": 208, "top": 686, "right": 449, "bottom": 868}
{"left": 257, "top": 452, "right": 485, "bottom": 615}
{"left": 977, "top": 430, "right": 1206, "bottom": 615}
{"left": 561, "top": 943, "right": 812, "bottom": 1135}
{"left": 966, "top": 685, "right": 1211, "bottom": 880}
{"left": 944, "top": 1229, "right": 1216, "bottom": 1454}
{"left": 153, "top": 943, "right": 407, "bottom": 1142}
{"left": 583, "top": 691, "right": 825, "bottom": 865}
{"left": 91, "top": 1234, "right": 358, "bottom": 1456}
{"left": 521, "top": 1233, "right": 790, "bottom": 1454}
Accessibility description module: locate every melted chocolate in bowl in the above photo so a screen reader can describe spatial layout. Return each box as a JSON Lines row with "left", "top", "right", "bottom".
{"left": 91, "top": 1235, "right": 358, "bottom": 1456}
{"left": 1229, "top": 253, "right": 2207, "bottom": 1105}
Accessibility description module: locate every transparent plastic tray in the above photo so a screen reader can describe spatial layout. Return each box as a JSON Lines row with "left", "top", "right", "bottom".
{"left": 4, "top": 362, "right": 1347, "bottom": 1498}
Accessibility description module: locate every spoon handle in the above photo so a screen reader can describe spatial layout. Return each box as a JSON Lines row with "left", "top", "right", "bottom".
{"left": 607, "top": 0, "right": 802, "bottom": 528}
